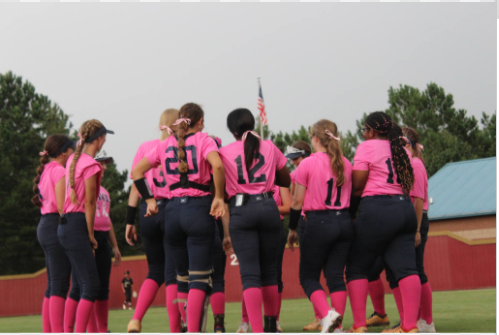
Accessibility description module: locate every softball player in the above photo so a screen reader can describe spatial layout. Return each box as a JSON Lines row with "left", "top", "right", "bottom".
{"left": 345, "top": 111, "right": 420, "bottom": 333}
{"left": 287, "top": 119, "right": 352, "bottom": 333}
{"left": 219, "top": 108, "right": 291, "bottom": 333}
{"left": 125, "top": 108, "right": 181, "bottom": 333}
{"left": 58, "top": 120, "right": 113, "bottom": 333}
{"left": 32, "top": 135, "right": 75, "bottom": 333}
{"left": 132, "top": 103, "right": 226, "bottom": 333}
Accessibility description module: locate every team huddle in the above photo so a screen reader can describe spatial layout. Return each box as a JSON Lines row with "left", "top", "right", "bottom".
{"left": 33, "top": 103, "right": 434, "bottom": 334}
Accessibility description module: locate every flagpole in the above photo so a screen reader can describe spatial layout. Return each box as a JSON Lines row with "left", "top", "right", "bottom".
{"left": 258, "top": 77, "right": 263, "bottom": 138}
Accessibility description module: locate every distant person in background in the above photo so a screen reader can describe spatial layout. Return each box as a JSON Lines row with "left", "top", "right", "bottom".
{"left": 122, "top": 271, "right": 134, "bottom": 310}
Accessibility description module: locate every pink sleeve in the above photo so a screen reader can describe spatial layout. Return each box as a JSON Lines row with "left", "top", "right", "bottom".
{"left": 53, "top": 166, "right": 66, "bottom": 184}
{"left": 202, "top": 136, "right": 219, "bottom": 160}
{"left": 145, "top": 143, "right": 162, "bottom": 169}
{"left": 293, "top": 159, "right": 309, "bottom": 188}
{"left": 353, "top": 142, "right": 371, "bottom": 171}
{"left": 83, "top": 164, "right": 102, "bottom": 181}
{"left": 274, "top": 144, "right": 287, "bottom": 170}
{"left": 411, "top": 161, "right": 425, "bottom": 200}
{"left": 130, "top": 145, "right": 144, "bottom": 179}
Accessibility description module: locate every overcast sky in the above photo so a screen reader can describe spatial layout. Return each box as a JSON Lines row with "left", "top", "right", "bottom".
{"left": 0, "top": 4, "right": 495, "bottom": 176}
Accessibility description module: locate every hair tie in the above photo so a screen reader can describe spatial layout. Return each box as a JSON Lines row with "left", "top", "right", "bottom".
{"left": 242, "top": 131, "right": 261, "bottom": 142}
{"left": 159, "top": 125, "right": 173, "bottom": 135}
{"left": 418, "top": 143, "right": 424, "bottom": 151}
{"left": 77, "top": 133, "right": 83, "bottom": 147}
{"left": 173, "top": 118, "right": 191, "bottom": 126}
{"left": 325, "top": 130, "right": 340, "bottom": 141}
{"left": 39, "top": 151, "right": 48, "bottom": 157}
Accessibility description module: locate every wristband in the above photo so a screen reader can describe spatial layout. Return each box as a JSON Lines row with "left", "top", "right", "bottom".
{"left": 289, "top": 208, "right": 302, "bottom": 231}
{"left": 126, "top": 205, "right": 137, "bottom": 225}
{"left": 134, "top": 178, "right": 154, "bottom": 200}
{"left": 349, "top": 196, "right": 361, "bottom": 219}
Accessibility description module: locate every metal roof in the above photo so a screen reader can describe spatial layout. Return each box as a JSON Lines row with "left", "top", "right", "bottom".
{"left": 428, "top": 157, "right": 496, "bottom": 221}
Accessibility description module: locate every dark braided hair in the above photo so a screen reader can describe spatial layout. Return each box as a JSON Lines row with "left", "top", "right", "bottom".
{"left": 365, "top": 112, "right": 414, "bottom": 195}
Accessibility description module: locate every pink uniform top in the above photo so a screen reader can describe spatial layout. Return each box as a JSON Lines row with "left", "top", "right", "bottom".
{"left": 294, "top": 152, "right": 353, "bottom": 211}
{"left": 272, "top": 185, "right": 285, "bottom": 220}
{"left": 410, "top": 157, "right": 429, "bottom": 211}
{"left": 290, "top": 170, "right": 297, "bottom": 185}
{"left": 39, "top": 161, "right": 66, "bottom": 215}
{"left": 131, "top": 139, "right": 170, "bottom": 200}
{"left": 63, "top": 153, "right": 102, "bottom": 214}
{"left": 94, "top": 186, "right": 111, "bottom": 231}
{"left": 146, "top": 132, "right": 218, "bottom": 198}
{"left": 353, "top": 140, "right": 412, "bottom": 197}
{"left": 219, "top": 140, "right": 288, "bottom": 198}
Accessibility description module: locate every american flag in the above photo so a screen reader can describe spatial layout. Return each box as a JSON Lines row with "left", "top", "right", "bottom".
{"left": 258, "top": 79, "right": 267, "bottom": 125}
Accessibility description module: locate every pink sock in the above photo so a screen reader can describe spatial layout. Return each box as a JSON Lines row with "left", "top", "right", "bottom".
{"left": 262, "top": 285, "right": 278, "bottom": 316}
{"left": 166, "top": 285, "right": 181, "bottom": 333}
{"left": 187, "top": 289, "right": 206, "bottom": 332}
{"left": 420, "top": 282, "right": 433, "bottom": 324}
{"left": 392, "top": 287, "right": 404, "bottom": 323}
{"left": 63, "top": 297, "right": 78, "bottom": 333}
{"left": 86, "top": 305, "right": 99, "bottom": 333}
{"left": 313, "top": 303, "right": 320, "bottom": 318}
{"left": 399, "top": 275, "right": 421, "bottom": 331}
{"left": 277, "top": 292, "right": 283, "bottom": 321}
{"left": 94, "top": 300, "right": 109, "bottom": 333}
{"left": 243, "top": 288, "right": 264, "bottom": 333}
{"left": 369, "top": 279, "right": 386, "bottom": 315}
{"left": 42, "top": 297, "right": 51, "bottom": 333}
{"left": 310, "top": 290, "right": 331, "bottom": 319}
{"left": 178, "top": 292, "right": 188, "bottom": 323}
{"left": 75, "top": 299, "right": 95, "bottom": 333}
{"left": 132, "top": 279, "right": 159, "bottom": 322}
{"left": 330, "top": 291, "right": 348, "bottom": 316}
{"left": 241, "top": 295, "right": 249, "bottom": 323}
{"left": 210, "top": 292, "right": 225, "bottom": 315}
{"left": 347, "top": 279, "right": 368, "bottom": 329}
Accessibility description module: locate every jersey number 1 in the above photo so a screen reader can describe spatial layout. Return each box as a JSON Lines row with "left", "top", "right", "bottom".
{"left": 325, "top": 178, "right": 342, "bottom": 207}
{"left": 385, "top": 158, "right": 401, "bottom": 184}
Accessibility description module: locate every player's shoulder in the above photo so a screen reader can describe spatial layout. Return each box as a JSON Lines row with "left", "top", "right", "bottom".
{"left": 219, "top": 141, "right": 239, "bottom": 154}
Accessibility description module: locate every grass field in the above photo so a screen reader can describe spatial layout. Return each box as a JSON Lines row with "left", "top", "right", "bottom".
{"left": 0, "top": 289, "right": 495, "bottom": 333}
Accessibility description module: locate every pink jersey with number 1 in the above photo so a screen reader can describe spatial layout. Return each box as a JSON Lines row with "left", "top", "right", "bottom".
{"left": 410, "top": 157, "right": 429, "bottom": 211}
{"left": 294, "top": 152, "right": 352, "bottom": 211}
{"left": 353, "top": 139, "right": 413, "bottom": 197}
{"left": 94, "top": 186, "right": 111, "bottom": 231}
{"left": 63, "top": 153, "right": 102, "bottom": 213}
{"left": 131, "top": 139, "right": 170, "bottom": 200}
{"left": 145, "top": 132, "right": 219, "bottom": 198}
{"left": 219, "top": 140, "right": 287, "bottom": 198}
{"left": 39, "top": 161, "right": 66, "bottom": 215}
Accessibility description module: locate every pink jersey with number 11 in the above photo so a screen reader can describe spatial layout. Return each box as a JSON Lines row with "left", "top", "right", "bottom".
{"left": 219, "top": 140, "right": 287, "bottom": 198}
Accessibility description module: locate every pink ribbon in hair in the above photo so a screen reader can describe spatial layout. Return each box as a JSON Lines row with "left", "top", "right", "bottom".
{"left": 325, "top": 130, "right": 340, "bottom": 141}
{"left": 173, "top": 118, "right": 191, "bottom": 126}
{"left": 39, "top": 151, "right": 48, "bottom": 156}
{"left": 77, "top": 133, "right": 83, "bottom": 146}
{"left": 160, "top": 125, "right": 173, "bottom": 134}
{"left": 242, "top": 131, "right": 261, "bottom": 142}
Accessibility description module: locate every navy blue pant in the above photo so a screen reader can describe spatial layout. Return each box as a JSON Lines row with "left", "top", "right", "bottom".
{"left": 68, "top": 231, "right": 112, "bottom": 301}
{"left": 346, "top": 195, "right": 418, "bottom": 283}
{"left": 164, "top": 196, "right": 215, "bottom": 293}
{"left": 229, "top": 196, "right": 282, "bottom": 290}
{"left": 300, "top": 210, "right": 353, "bottom": 298}
{"left": 58, "top": 213, "right": 100, "bottom": 302}
{"left": 37, "top": 214, "right": 72, "bottom": 299}
{"left": 276, "top": 221, "right": 286, "bottom": 293}
{"left": 140, "top": 199, "right": 177, "bottom": 287}
{"left": 212, "top": 219, "right": 226, "bottom": 294}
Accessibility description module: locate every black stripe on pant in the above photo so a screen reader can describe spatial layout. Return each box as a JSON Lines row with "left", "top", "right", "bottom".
{"left": 346, "top": 195, "right": 418, "bottom": 283}
{"left": 229, "top": 197, "right": 281, "bottom": 290}
{"left": 299, "top": 210, "right": 353, "bottom": 298}
{"left": 37, "top": 214, "right": 72, "bottom": 299}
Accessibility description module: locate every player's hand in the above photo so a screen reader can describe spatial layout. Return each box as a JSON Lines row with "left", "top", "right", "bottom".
{"left": 210, "top": 197, "right": 225, "bottom": 218}
{"left": 145, "top": 199, "right": 158, "bottom": 217}
{"left": 126, "top": 224, "right": 138, "bottom": 246}
{"left": 89, "top": 234, "right": 98, "bottom": 250}
{"left": 223, "top": 236, "right": 234, "bottom": 255}
{"left": 415, "top": 232, "right": 421, "bottom": 247}
{"left": 287, "top": 229, "right": 298, "bottom": 252}
{"left": 113, "top": 247, "right": 122, "bottom": 266}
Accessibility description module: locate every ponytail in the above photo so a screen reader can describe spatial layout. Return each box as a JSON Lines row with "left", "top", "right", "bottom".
{"left": 177, "top": 120, "right": 189, "bottom": 174}
{"left": 244, "top": 132, "right": 261, "bottom": 175}
{"left": 174, "top": 103, "right": 205, "bottom": 174}
{"left": 311, "top": 120, "right": 345, "bottom": 186}
{"left": 402, "top": 127, "right": 424, "bottom": 165}
{"left": 32, "top": 154, "right": 50, "bottom": 208}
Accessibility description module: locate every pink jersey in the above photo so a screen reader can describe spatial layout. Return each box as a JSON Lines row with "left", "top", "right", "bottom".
{"left": 219, "top": 140, "right": 287, "bottom": 198}
{"left": 273, "top": 185, "right": 284, "bottom": 220}
{"left": 131, "top": 139, "right": 170, "bottom": 199}
{"left": 290, "top": 170, "right": 297, "bottom": 185}
{"left": 94, "top": 186, "right": 111, "bottom": 231}
{"left": 146, "top": 132, "right": 218, "bottom": 198}
{"left": 353, "top": 140, "right": 412, "bottom": 197}
{"left": 63, "top": 153, "right": 102, "bottom": 214}
{"left": 410, "top": 157, "right": 429, "bottom": 211}
{"left": 39, "top": 161, "right": 66, "bottom": 215}
{"left": 294, "top": 153, "right": 352, "bottom": 211}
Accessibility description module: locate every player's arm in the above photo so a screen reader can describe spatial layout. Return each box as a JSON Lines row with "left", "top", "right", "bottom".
{"left": 288, "top": 183, "right": 306, "bottom": 251}
{"left": 413, "top": 198, "right": 424, "bottom": 247}
{"left": 350, "top": 170, "right": 369, "bottom": 219}
{"left": 278, "top": 187, "right": 291, "bottom": 216}
{"left": 275, "top": 167, "right": 291, "bottom": 188}
{"left": 126, "top": 184, "right": 140, "bottom": 246}
{"left": 85, "top": 175, "right": 98, "bottom": 249}
{"left": 55, "top": 176, "right": 66, "bottom": 216}
{"left": 207, "top": 151, "right": 225, "bottom": 218}
{"left": 122, "top": 282, "right": 126, "bottom": 293}
{"left": 221, "top": 204, "right": 233, "bottom": 255}
{"left": 108, "top": 222, "right": 122, "bottom": 266}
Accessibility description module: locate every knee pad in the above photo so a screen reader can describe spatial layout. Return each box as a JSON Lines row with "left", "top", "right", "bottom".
{"left": 188, "top": 269, "right": 213, "bottom": 293}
